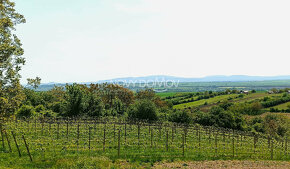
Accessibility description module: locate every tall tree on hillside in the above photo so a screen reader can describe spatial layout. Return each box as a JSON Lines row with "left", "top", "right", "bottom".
{"left": 0, "top": 0, "right": 26, "bottom": 117}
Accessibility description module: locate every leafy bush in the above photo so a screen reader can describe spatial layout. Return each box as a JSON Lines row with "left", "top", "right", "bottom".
{"left": 35, "top": 105, "right": 46, "bottom": 112}
{"left": 264, "top": 114, "right": 288, "bottom": 137}
{"left": 85, "top": 94, "right": 104, "bottom": 117}
{"left": 16, "top": 105, "right": 35, "bottom": 118}
{"left": 193, "top": 106, "right": 246, "bottom": 130}
{"left": 262, "top": 96, "right": 290, "bottom": 108}
{"left": 49, "top": 101, "right": 66, "bottom": 114}
{"left": 229, "top": 102, "right": 263, "bottom": 115}
{"left": 64, "top": 84, "right": 86, "bottom": 117}
{"left": 169, "top": 110, "right": 191, "bottom": 124}
{"left": 38, "top": 110, "right": 57, "bottom": 118}
{"left": 128, "top": 99, "right": 158, "bottom": 121}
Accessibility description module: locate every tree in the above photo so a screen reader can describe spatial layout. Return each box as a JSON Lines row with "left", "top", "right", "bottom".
{"left": 128, "top": 99, "right": 158, "bottom": 121}
{"left": 136, "top": 89, "right": 167, "bottom": 107}
{"left": 169, "top": 110, "right": 191, "bottom": 124}
{"left": 64, "top": 84, "right": 86, "bottom": 117}
{"left": 264, "top": 114, "right": 288, "bottom": 137}
{"left": 0, "top": 0, "right": 26, "bottom": 117}
{"left": 27, "top": 77, "right": 41, "bottom": 89}
{"left": 85, "top": 93, "right": 104, "bottom": 117}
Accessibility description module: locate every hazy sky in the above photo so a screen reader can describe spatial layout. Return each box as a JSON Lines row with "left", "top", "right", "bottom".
{"left": 14, "top": 0, "right": 290, "bottom": 83}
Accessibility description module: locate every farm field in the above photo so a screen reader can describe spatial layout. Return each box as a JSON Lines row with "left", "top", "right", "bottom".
{"left": 156, "top": 92, "right": 178, "bottom": 98}
{"left": 173, "top": 94, "right": 238, "bottom": 109}
{"left": 269, "top": 102, "right": 290, "bottom": 110}
{"left": 0, "top": 118, "right": 289, "bottom": 168}
{"left": 172, "top": 92, "right": 284, "bottom": 110}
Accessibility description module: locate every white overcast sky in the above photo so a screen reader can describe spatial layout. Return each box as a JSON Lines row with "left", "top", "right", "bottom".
{"left": 14, "top": 0, "right": 290, "bottom": 83}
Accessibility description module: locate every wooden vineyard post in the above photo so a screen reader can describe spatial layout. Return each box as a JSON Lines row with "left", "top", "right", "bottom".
{"left": 240, "top": 134, "right": 243, "bottom": 147}
{"left": 138, "top": 124, "right": 140, "bottom": 146}
{"left": 182, "top": 133, "right": 185, "bottom": 157}
{"left": 215, "top": 130, "right": 218, "bottom": 157}
{"left": 77, "top": 123, "right": 80, "bottom": 148}
{"left": 271, "top": 137, "right": 274, "bottom": 160}
{"left": 151, "top": 129, "right": 153, "bottom": 148}
{"left": 66, "top": 121, "right": 69, "bottom": 139}
{"left": 198, "top": 127, "right": 201, "bottom": 152}
{"left": 166, "top": 130, "right": 169, "bottom": 151}
{"left": 285, "top": 136, "right": 288, "bottom": 156}
{"left": 89, "top": 126, "right": 91, "bottom": 151}
{"left": 148, "top": 124, "right": 150, "bottom": 134}
{"left": 159, "top": 126, "right": 161, "bottom": 140}
{"left": 0, "top": 124, "right": 4, "bottom": 150}
{"left": 232, "top": 130, "right": 235, "bottom": 158}
{"left": 209, "top": 127, "right": 211, "bottom": 144}
{"left": 34, "top": 119, "right": 37, "bottom": 134}
{"left": 22, "top": 135, "right": 33, "bottom": 162}
{"left": 172, "top": 126, "right": 174, "bottom": 142}
{"left": 27, "top": 120, "right": 30, "bottom": 132}
{"left": 11, "top": 131, "right": 21, "bottom": 157}
{"left": 253, "top": 134, "right": 257, "bottom": 154}
{"left": 184, "top": 128, "right": 187, "bottom": 144}
{"left": 41, "top": 120, "right": 44, "bottom": 135}
{"left": 57, "top": 122, "right": 60, "bottom": 139}
{"left": 4, "top": 131, "right": 12, "bottom": 152}
{"left": 103, "top": 128, "right": 106, "bottom": 152}
{"left": 118, "top": 129, "right": 121, "bottom": 157}
{"left": 223, "top": 130, "right": 226, "bottom": 154}
{"left": 124, "top": 122, "right": 127, "bottom": 144}
{"left": 268, "top": 136, "right": 270, "bottom": 148}
{"left": 114, "top": 124, "right": 116, "bottom": 141}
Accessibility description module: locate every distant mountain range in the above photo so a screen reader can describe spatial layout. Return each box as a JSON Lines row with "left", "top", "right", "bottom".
{"left": 96, "top": 75, "right": 290, "bottom": 83}
{"left": 33, "top": 75, "right": 290, "bottom": 91}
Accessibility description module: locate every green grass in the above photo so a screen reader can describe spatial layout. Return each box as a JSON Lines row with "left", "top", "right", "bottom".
{"left": 269, "top": 102, "right": 290, "bottom": 110}
{"left": 173, "top": 93, "right": 284, "bottom": 110}
{"left": 156, "top": 92, "right": 177, "bottom": 98}
{"left": 1, "top": 119, "right": 288, "bottom": 168}
{"left": 173, "top": 94, "right": 239, "bottom": 109}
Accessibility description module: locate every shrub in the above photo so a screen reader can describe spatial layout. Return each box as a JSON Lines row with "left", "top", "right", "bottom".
{"left": 38, "top": 110, "right": 57, "bottom": 118}
{"left": 169, "top": 110, "right": 191, "bottom": 124}
{"left": 64, "top": 84, "right": 86, "bottom": 117}
{"left": 35, "top": 105, "right": 46, "bottom": 112}
{"left": 86, "top": 94, "right": 104, "bottom": 117}
{"left": 264, "top": 114, "right": 288, "bottom": 137}
{"left": 49, "top": 101, "right": 66, "bottom": 114}
{"left": 16, "top": 105, "right": 35, "bottom": 118}
{"left": 128, "top": 99, "right": 158, "bottom": 121}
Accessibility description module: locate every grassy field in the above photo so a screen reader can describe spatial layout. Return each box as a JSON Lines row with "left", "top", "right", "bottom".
{"left": 173, "top": 94, "right": 239, "bottom": 109}
{"left": 269, "top": 102, "right": 290, "bottom": 110}
{"left": 0, "top": 118, "right": 288, "bottom": 168}
{"left": 156, "top": 92, "right": 178, "bottom": 98}
{"left": 172, "top": 92, "right": 284, "bottom": 110}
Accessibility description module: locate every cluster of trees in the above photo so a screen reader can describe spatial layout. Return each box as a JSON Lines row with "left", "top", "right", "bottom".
{"left": 262, "top": 94, "right": 290, "bottom": 108}
{"left": 192, "top": 104, "right": 245, "bottom": 130}
{"left": 250, "top": 114, "right": 289, "bottom": 138}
